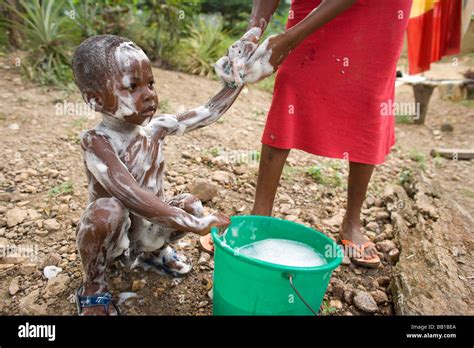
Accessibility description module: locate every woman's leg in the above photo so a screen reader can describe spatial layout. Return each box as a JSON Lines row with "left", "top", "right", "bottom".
{"left": 252, "top": 144, "right": 290, "bottom": 216}
{"left": 340, "top": 161, "right": 378, "bottom": 258}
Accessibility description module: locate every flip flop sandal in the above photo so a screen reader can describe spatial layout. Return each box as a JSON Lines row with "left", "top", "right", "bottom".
{"left": 141, "top": 246, "right": 192, "bottom": 278}
{"left": 76, "top": 285, "right": 120, "bottom": 316}
{"left": 341, "top": 240, "right": 381, "bottom": 269}
{"left": 199, "top": 234, "right": 214, "bottom": 255}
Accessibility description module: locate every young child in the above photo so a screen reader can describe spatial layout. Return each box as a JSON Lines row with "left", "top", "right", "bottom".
{"left": 71, "top": 35, "right": 243, "bottom": 315}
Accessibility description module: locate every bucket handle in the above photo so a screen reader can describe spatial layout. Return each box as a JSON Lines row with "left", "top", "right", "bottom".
{"left": 286, "top": 273, "right": 319, "bottom": 316}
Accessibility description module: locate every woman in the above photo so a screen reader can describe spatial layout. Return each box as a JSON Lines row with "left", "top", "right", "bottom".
{"left": 204, "top": 0, "right": 412, "bottom": 268}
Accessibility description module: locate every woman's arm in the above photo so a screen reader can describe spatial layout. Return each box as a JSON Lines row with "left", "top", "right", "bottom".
{"left": 248, "top": 0, "right": 281, "bottom": 33}
{"left": 286, "top": 0, "right": 357, "bottom": 50}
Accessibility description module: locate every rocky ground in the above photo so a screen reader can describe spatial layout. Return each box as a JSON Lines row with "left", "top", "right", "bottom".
{"left": 0, "top": 54, "right": 473, "bottom": 316}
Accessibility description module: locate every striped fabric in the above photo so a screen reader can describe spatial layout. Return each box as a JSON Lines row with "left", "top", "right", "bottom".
{"left": 407, "top": 0, "right": 462, "bottom": 74}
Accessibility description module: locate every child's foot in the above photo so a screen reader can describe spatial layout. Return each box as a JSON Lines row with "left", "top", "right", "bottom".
{"left": 136, "top": 245, "right": 192, "bottom": 277}
{"left": 339, "top": 217, "right": 380, "bottom": 268}
{"left": 76, "top": 285, "right": 119, "bottom": 316}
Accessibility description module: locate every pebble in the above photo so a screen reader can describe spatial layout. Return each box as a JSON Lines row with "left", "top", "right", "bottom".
{"left": 376, "top": 240, "right": 397, "bottom": 253}
{"left": 8, "top": 277, "right": 20, "bottom": 296}
{"left": 353, "top": 291, "right": 379, "bottom": 313}
{"left": 371, "top": 290, "right": 389, "bottom": 305}
{"left": 189, "top": 178, "right": 218, "bottom": 202}
{"left": 388, "top": 248, "right": 400, "bottom": 264}
{"left": 43, "top": 219, "right": 60, "bottom": 232}
{"left": 132, "top": 279, "right": 146, "bottom": 292}
{"left": 44, "top": 274, "right": 70, "bottom": 297}
{"left": 43, "top": 265, "right": 62, "bottom": 279}
{"left": 6, "top": 208, "right": 28, "bottom": 227}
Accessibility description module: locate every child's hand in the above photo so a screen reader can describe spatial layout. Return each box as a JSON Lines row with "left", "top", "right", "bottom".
{"left": 195, "top": 213, "right": 230, "bottom": 236}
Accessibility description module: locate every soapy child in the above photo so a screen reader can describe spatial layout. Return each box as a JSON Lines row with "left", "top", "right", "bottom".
{"left": 71, "top": 34, "right": 246, "bottom": 315}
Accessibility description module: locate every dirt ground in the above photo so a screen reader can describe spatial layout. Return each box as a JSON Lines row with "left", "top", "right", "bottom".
{"left": 0, "top": 53, "right": 472, "bottom": 315}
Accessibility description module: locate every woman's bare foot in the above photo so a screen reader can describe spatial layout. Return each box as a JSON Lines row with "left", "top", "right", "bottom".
{"left": 339, "top": 217, "right": 378, "bottom": 260}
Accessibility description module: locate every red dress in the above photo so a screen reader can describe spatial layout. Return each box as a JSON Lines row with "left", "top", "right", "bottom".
{"left": 262, "top": 0, "right": 412, "bottom": 165}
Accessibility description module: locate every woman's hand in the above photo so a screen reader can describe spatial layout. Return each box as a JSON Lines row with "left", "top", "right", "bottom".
{"left": 215, "top": 30, "right": 293, "bottom": 86}
{"left": 215, "top": 27, "right": 262, "bottom": 86}
{"left": 243, "top": 32, "right": 293, "bottom": 84}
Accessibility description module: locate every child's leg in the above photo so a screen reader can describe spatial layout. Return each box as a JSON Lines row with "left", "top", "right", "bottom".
{"left": 132, "top": 194, "right": 203, "bottom": 276}
{"left": 76, "top": 197, "right": 130, "bottom": 315}
{"left": 252, "top": 144, "right": 290, "bottom": 216}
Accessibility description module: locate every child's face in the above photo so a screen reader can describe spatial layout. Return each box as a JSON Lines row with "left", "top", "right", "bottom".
{"left": 99, "top": 43, "right": 159, "bottom": 125}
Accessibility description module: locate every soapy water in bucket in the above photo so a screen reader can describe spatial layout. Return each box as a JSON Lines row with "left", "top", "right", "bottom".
{"left": 235, "top": 238, "right": 327, "bottom": 267}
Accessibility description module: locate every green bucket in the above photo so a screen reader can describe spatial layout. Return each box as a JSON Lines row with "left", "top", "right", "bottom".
{"left": 211, "top": 215, "right": 343, "bottom": 315}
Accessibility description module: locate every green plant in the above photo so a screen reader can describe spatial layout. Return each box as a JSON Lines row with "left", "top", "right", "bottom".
{"left": 398, "top": 168, "right": 412, "bottom": 185}
{"left": 49, "top": 181, "right": 74, "bottom": 196}
{"left": 159, "top": 99, "right": 171, "bottom": 113}
{"left": 395, "top": 114, "right": 414, "bottom": 124}
{"left": 125, "top": 0, "right": 200, "bottom": 65}
{"left": 320, "top": 299, "right": 337, "bottom": 315}
{"left": 172, "top": 16, "right": 233, "bottom": 77}
{"left": 5, "top": 0, "right": 73, "bottom": 86}
{"left": 306, "top": 165, "right": 324, "bottom": 183}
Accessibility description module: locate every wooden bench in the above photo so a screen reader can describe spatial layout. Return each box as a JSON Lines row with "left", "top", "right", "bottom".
{"left": 395, "top": 76, "right": 474, "bottom": 125}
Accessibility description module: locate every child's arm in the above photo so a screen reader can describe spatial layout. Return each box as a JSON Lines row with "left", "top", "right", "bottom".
{"left": 169, "top": 84, "right": 244, "bottom": 135}
{"left": 81, "top": 130, "right": 228, "bottom": 235}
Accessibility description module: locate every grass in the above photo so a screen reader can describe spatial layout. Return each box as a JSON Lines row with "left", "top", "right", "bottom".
{"left": 306, "top": 163, "right": 344, "bottom": 187}
{"left": 395, "top": 114, "right": 414, "bottom": 124}
{"left": 398, "top": 168, "right": 412, "bottom": 185}
{"left": 320, "top": 299, "right": 337, "bottom": 315}
{"left": 49, "top": 182, "right": 74, "bottom": 196}
{"left": 159, "top": 100, "right": 171, "bottom": 114}
{"left": 460, "top": 188, "right": 474, "bottom": 199}
{"left": 409, "top": 149, "right": 427, "bottom": 171}
{"left": 282, "top": 165, "right": 304, "bottom": 182}
{"left": 255, "top": 74, "right": 276, "bottom": 93}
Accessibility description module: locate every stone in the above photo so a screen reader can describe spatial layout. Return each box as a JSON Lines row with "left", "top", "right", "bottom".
{"left": 44, "top": 274, "right": 70, "bottom": 297}
{"left": 43, "top": 265, "right": 62, "bottom": 279}
{"left": 8, "top": 123, "right": 19, "bottom": 130}
{"left": 353, "top": 291, "right": 378, "bottom": 313}
{"left": 189, "top": 178, "right": 219, "bottom": 202}
{"left": 211, "top": 170, "right": 232, "bottom": 184}
{"left": 43, "top": 219, "right": 60, "bottom": 232}
{"left": 376, "top": 276, "right": 391, "bottom": 288}
{"left": 6, "top": 208, "right": 28, "bottom": 227}
{"left": 26, "top": 209, "right": 42, "bottom": 221}
{"left": 381, "top": 185, "right": 395, "bottom": 204}
{"left": 388, "top": 248, "right": 400, "bottom": 264}
{"left": 40, "top": 253, "right": 62, "bottom": 268}
{"left": 365, "top": 221, "right": 379, "bottom": 232}
{"left": 330, "top": 278, "right": 345, "bottom": 299}
{"left": 440, "top": 123, "right": 453, "bottom": 132}
{"left": 376, "top": 240, "right": 396, "bottom": 253}
{"left": 371, "top": 290, "right": 389, "bottom": 305}
{"left": 9, "top": 277, "right": 20, "bottom": 296}
{"left": 19, "top": 289, "right": 47, "bottom": 315}
{"left": 329, "top": 299, "right": 343, "bottom": 310}
{"left": 19, "top": 263, "right": 37, "bottom": 276}
{"left": 344, "top": 290, "right": 354, "bottom": 305}
{"left": 132, "top": 279, "right": 146, "bottom": 292}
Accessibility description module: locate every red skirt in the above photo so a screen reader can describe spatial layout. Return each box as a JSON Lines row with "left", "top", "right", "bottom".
{"left": 262, "top": 0, "right": 412, "bottom": 165}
